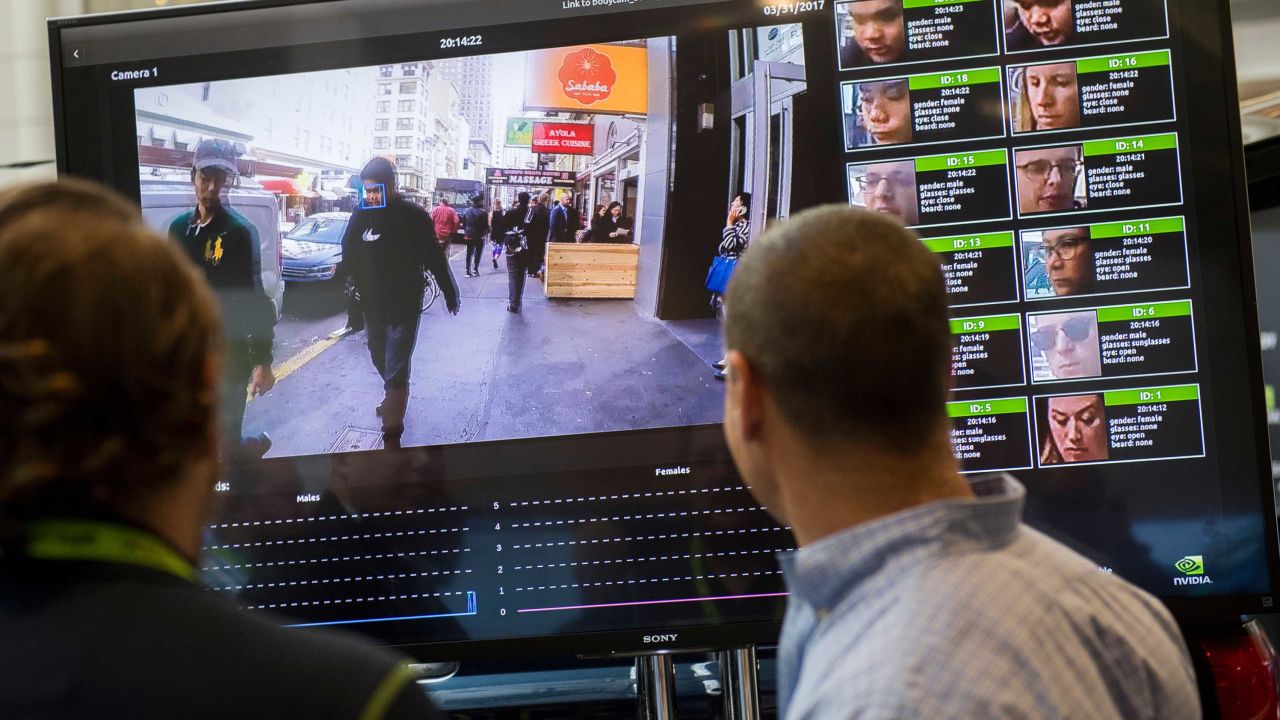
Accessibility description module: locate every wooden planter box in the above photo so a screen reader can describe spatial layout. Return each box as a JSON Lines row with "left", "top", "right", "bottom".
{"left": 544, "top": 242, "right": 640, "bottom": 299}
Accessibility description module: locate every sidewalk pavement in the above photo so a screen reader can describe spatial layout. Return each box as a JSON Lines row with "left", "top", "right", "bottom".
{"left": 244, "top": 246, "right": 726, "bottom": 458}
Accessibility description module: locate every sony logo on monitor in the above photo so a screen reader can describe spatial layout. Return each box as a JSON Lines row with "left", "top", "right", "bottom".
{"left": 643, "top": 633, "right": 679, "bottom": 644}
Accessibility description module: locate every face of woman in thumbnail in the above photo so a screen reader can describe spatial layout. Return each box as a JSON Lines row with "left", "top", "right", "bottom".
{"left": 848, "top": 0, "right": 907, "bottom": 64}
{"left": 858, "top": 80, "right": 912, "bottom": 145}
{"left": 1025, "top": 63, "right": 1080, "bottom": 130}
{"left": 1041, "top": 228, "right": 1092, "bottom": 296}
{"left": 611, "top": 204, "right": 622, "bottom": 219}
{"left": 1017, "top": 146, "right": 1082, "bottom": 214}
{"left": 856, "top": 160, "right": 919, "bottom": 226}
{"left": 1032, "top": 311, "right": 1101, "bottom": 379}
{"left": 1015, "top": 0, "right": 1074, "bottom": 47}
{"left": 1047, "top": 394, "right": 1108, "bottom": 463}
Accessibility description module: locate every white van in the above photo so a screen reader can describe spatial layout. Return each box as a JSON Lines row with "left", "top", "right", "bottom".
{"left": 139, "top": 178, "right": 285, "bottom": 321}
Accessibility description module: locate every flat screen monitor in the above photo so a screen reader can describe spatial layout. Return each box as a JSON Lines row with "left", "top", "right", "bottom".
{"left": 47, "top": 0, "right": 1278, "bottom": 660}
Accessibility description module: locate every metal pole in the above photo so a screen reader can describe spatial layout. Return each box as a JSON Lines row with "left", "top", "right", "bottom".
{"left": 636, "top": 653, "right": 678, "bottom": 720}
{"left": 719, "top": 646, "right": 760, "bottom": 720}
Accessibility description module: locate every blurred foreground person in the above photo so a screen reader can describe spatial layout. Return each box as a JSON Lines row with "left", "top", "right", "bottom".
{"left": 720, "top": 205, "right": 1199, "bottom": 720}
{"left": 0, "top": 180, "right": 439, "bottom": 720}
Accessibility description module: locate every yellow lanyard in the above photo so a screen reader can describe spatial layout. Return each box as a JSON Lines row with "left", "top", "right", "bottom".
{"left": 7, "top": 520, "right": 196, "bottom": 582}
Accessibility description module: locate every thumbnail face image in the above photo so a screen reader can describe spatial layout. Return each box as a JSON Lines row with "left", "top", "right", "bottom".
{"left": 1022, "top": 227, "right": 1093, "bottom": 298}
{"left": 836, "top": 0, "right": 907, "bottom": 67}
{"left": 1015, "top": 145, "right": 1085, "bottom": 215}
{"left": 1029, "top": 310, "right": 1101, "bottom": 381}
{"left": 1040, "top": 393, "right": 1108, "bottom": 464}
{"left": 843, "top": 79, "right": 913, "bottom": 149}
{"left": 130, "top": 28, "right": 808, "bottom": 460}
{"left": 1010, "top": 63, "right": 1080, "bottom": 133}
{"left": 1005, "top": 0, "right": 1074, "bottom": 51}
{"left": 848, "top": 160, "right": 919, "bottom": 226}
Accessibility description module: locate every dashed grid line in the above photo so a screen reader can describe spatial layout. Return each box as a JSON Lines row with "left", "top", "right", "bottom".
{"left": 214, "top": 568, "right": 472, "bottom": 592}
{"left": 202, "top": 547, "right": 470, "bottom": 573}
{"left": 515, "top": 569, "right": 783, "bottom": 592}
{"left": 204, "top": 527, "right": 468, "bottom": 551}
{"left": 509, "top": 487, "right": 745, "bottom": 507}
{"left": 246, "top": 590, "right": 467, "bottom": 610}
{"left": 512, "top": 547, "right": 787, "bottom": 570}
{"left": 208, "top": 506, "right": 469, "bottom": 530}
{"left": 512, "top": 526, "right": 791, "bottom": 550}
{"left": 510, "top": 507, "right": 760, "bottom": 529}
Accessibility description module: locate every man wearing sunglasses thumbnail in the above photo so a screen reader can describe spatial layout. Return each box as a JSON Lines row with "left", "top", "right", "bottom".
{"left": 1016, "top": 145, "right": 1085, "bottom": 215}
{"left": 851, "top": 160, "right": 919, "bottom": 226}
{"left": 1030, "top": 310, "right": 1101, "bottom": 381}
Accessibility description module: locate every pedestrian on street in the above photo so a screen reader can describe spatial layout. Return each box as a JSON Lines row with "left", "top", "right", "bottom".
{"left": 711, "top": 192, "right": 751, "bottom": 381}
{"left": 526, "top": 191, "right": 552, "bottom": 279}
{"left": 461, "top": 196, "right": 490, "bottom": 278}
{"left": 430, "top": 196, "right": 460, "bottom": 259}
{"left": 549, "top": 191, "right": 582, "bottom": 245}
{"left": 503, "top": 192, "right": 534, "bottom": 313}
{"left": 166, "top": 138, "right": 275, "bottom": 460}
{"left": 589, "top": 204, "right": 609, "bottom": 242}
{"left": 490, "top": 198, "right": 505, "bottom": 269}
{"left": 599, "top": 201, "right": 634, "bottom": 243}
{"left": 341, "top": 157, "right": 460, "bottom": 449}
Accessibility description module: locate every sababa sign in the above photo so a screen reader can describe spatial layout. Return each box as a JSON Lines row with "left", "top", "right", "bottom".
{"left": 524, "top": 44, "right": 648, "bottom": 115}
{"left": 531, "top": 122, "right": 594, "bottom": 155}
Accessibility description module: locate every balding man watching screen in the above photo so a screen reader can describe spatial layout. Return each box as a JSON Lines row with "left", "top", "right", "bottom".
{"left": 719, "top": 206, "right": 1199, "bottom": 719}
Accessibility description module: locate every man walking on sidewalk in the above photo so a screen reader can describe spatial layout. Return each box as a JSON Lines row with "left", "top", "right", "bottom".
{"left": 431, "top": 196, "right": 461, "bottom": 260}
{"left": 461, "top": 196, "right": 490, "bottom": 277}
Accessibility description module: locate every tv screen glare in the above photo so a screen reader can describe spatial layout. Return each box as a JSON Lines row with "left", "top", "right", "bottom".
{"left": 47, "top": 0, "right": 1278, "bottom": 659}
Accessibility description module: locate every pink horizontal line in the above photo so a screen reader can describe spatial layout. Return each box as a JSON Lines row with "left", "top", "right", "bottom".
{"left": 516, "top": 592, "right": 790, "bottom": 613}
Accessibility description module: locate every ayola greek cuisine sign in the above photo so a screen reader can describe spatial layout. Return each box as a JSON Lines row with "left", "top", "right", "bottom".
{"left": 524, "top": 43, "right": 649, "bottom": 115}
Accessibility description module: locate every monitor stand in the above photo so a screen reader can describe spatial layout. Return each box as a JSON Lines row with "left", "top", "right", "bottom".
{"left": 636, "top": 653, "right": 677, "bottom": 719}
{"left": 718, "top": 646, "right": 761, "bottom": 720}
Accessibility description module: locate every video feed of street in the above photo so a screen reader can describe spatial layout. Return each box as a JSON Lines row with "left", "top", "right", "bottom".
{"left": 135, "top": 29, "right": 807, "bottom": 460}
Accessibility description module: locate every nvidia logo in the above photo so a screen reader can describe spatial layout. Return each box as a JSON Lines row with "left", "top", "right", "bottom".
{"left": 1174, "top": 555, "right": 1204, "bottom": 576}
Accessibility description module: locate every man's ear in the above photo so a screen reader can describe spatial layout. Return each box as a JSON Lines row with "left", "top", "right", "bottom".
{"left": 726, "top": 350, "right": 766, "bottom": 442}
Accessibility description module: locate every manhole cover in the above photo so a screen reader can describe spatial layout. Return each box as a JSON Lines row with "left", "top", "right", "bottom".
{"left": 327, "top": 426, "right": 384, "bottom": 453}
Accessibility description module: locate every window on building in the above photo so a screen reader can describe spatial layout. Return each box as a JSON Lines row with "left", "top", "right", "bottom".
{"left": 395, "top": 136, "right": 412, "bottom": 149}
{"left": 375, "top": 118, "right": 389, "bottom": 131}
{"left": 396, "top": 155, "right": 413, "bottom": 168}
{"left": 399, "top": 82, "right": 416, "bottom": 95}
{"left": 378, "top": 83, "right": 392, "bottom": 96}
{"left": 398, "top": 100, "right": 414, "bottom": 112}
{"left": 380, "top": 65, "right": 393, "bottom": 78}
{"left": 374, "top": 137, "right": 389, "bottom": 150}
{"left": 402, "top": 64, "right": 416, "bottom": 76}
{"left": 397, "top": 118, "right": 413, "bottom": 131}
{"left": 376, "top": 101, "right": 390, "bottom": 113}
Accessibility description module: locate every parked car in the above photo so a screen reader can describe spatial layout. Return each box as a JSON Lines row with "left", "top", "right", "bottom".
{"left": 280, "top": 212, "right": 350, "bottom": 283}
{"left": 139, "top": 178, "right": 285, "bottom": 321}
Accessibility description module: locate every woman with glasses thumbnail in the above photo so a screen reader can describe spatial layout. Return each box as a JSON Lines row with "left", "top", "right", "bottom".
{"left": 849, "top": 160, "right": 919, "bottom": 226}
{"left": 1029, "top": 310, "right": 1101, "bottom": 381}
{"left": 1011, "top": 63, "right": 1081, "bottom": 133}
{"left": 1025, "top": 227, "right": 1094, "bottom": 298}
{"left": 1040, "top": 394, "right": 1109, "bottom": 465}
{"left": 846, "top": 80, "right": 913, "bottom": 148}
{"left": 1016, "top": 145, "right": 1086, "bottom": 214}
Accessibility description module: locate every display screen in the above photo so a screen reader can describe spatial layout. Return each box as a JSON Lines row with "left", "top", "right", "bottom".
{"left": 48, "top": 0, "right": 1277, "bottom": 658}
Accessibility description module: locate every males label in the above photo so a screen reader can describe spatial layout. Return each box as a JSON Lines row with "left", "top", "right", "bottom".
{"left": 948, "top": 397, "right": 1034, "bottom": 473}
{"left": 1004, "top": 0, "right": 1169, "bottom": 54}
{"left": 1027, "top": 300, "right": 1197, "bottom": 384}
{"left": 1083, "top": 133, "right": 1183, "bottom": 211}
{"left": 1021, "top": 217, "right": 1189, "bottom": 301}
{"left": 1007, "top": 50, "right": 1175, "bottom": 136}
{"left": 836, "top": 0, "right": 999, "bottom": 70}
{"left": 950, "top": 314, "right": 1025, "bottom": 390}
{"left": 844, "top": 67, "right": 1005, "bottom": 151}
{"left": 1033, "top": 384, "right": 1204, "bottom": 468}
{"left": 924, "top": 231, "right": 1019, "bottom": 306}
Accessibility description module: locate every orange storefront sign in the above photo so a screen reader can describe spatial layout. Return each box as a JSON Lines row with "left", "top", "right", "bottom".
{"left": 524, "top": 44, "right": 648, "bottom": 116}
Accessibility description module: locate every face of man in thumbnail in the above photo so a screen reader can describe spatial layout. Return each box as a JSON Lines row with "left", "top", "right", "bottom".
{"left": 858, "top": 80, "right": 912, "bottom": 145}
{"left": 1017, "top": 146, "right": 1081, "bottom": 214}
{"left": 848, "top": 0, "right": 906, "bottom": 64}
{"left": 561, "top": 193, "right": 573, "bottom": 207}
{"left": 1042, "top": 227, "right": 1091, "bottom": 296}
{"left": 362, "top": 181, "right": 385, "bottom": 208}
{"left": 1015, "top": 0, "right": 1073, "bottom": 46}
{"left": 1047, "top": 394, "right": 1108, "bottom": 463}
{"left": 193, "top": 168, "right": 230, "bottom": 207}
{"left": 1033, "top": 311, "right": 1101, "bottom": 379}
{"left": 857, "top": 161, "right": 919, "bottom": 226}
{"left": 1025, "top": 63, "right": 1080, "bottom": 130}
